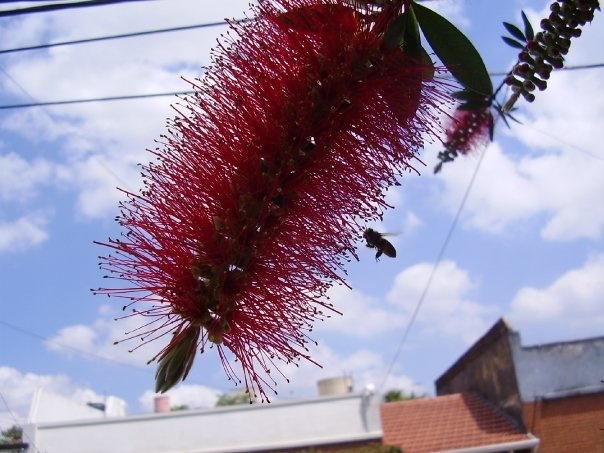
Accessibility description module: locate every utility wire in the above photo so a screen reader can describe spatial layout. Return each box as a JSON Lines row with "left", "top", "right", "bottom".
{"left": 487, "top": 62, "right": 604, "bottom": 77}
{"left": 1, "top": 63, "right": 602, "bottom": 111}
{"left": 0, "top": 0, "right": 152, "bottom": 17}
{"left": 0, "top": 21, "right": 235, "bottom": 55}
{"left": 0, "top": 390, "right": 39, "bottom": 451}
{"left": 517, "top": 121, "right": 604, "bottom": 162}
{"left": 0, "top": 319, "right": 152, "bottom": 373}
{"left": 378, "top": 147, "right": 488, "bottom": 393}
{"left": 0, "top": 63, "right": 133, "bottom": 189}
{"left": 0, "top": 90, "right": 196, "bottom": 109}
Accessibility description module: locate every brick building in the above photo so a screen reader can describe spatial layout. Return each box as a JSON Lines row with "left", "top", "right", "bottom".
{"left": 435, "top": 318, "right": 604, "bottom": 453}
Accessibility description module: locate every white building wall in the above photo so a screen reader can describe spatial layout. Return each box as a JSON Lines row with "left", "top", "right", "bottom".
{"left": 28, "top": 389, "right": 108, "bottom": 424}
{"left": 23, "top": 392, "right": 382, "bottom": 453}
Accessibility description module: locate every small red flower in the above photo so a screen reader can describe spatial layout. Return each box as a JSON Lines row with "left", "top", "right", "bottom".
{"left": 95, "top": 0, "right": 450, "bottom": 401}
{"left": 444, "top": 107, "right": 494, "bottom": 156}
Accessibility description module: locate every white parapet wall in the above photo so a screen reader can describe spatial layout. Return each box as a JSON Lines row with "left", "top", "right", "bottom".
{"left": 27, "top": 389, "right": 127, "bottom": 424}
{"left": 23, "top": 391, "right": 382, "bottom": 453}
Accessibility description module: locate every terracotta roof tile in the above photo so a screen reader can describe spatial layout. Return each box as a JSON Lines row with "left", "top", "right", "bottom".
{"left": 380, "top": 392, "right": 531, "bottom": 453}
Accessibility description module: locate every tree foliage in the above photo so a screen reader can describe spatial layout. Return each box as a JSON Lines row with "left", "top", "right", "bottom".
{"left": 0, "top": 425, "right": 22, "bottom": 445}
{"left": 215, "top": 392, "right": 251, "bottom": 406}
{"left": 383, "top": 389, "right": 419, "bottom": 403}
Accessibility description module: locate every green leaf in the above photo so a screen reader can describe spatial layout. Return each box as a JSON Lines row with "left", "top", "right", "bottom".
{"left": 412, "top": 2, "right": 493, "bottom": 97}
{"left": 506, "top": 111, "right": 522, "bottom": 124}
{"left": 502, "top": 36, "right": 526, "bottom": 49}
{"left": 500, "top": 111, "right": 511, "bottom": 129}
{"left": 403, "top": 6, "right": 421, "bottom": 57}
{"left": 419, "top": 46, "right": 435, "bottom": 80}
{"left": 452, "top": 89, "right": 489, "bottom": 103}
{"left": 403, "top": 6, "right": 435, "bottom": 80}
{"left": 521, "top": 11, "right": 535, "bottom": 41}
{"left": 452, "top": 89, "right": 476, "bottom": 100}
{"left": 155, "top": 326, "right": 200, "bottom": 393}
{"left": 457, "top": 100, "right": 490, "bottom": 111}
{"left": 384, "top": 13, "right": 407, "bottom": 52}
{"left": 503, "top": 22, "right": 526, "bottom": 42}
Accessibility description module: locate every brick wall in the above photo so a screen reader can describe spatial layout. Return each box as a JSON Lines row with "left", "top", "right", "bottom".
{"left": 436, "top": 319, "right": 524, "bottom": 425}
{"left": 523, "top": 392, "right": 604, "bottom": 453}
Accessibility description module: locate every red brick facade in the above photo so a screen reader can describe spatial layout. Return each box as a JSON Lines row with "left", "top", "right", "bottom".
{"left": 522, "top": 392, "right": 604, "bottom": 453}
{"left": 435, "top": 319, "right": 604, "bottom": 452}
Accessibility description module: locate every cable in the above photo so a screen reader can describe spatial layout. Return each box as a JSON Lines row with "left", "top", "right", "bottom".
{"left": 0, "top": 21, "right": 235, "bottom": 55}
{"left": 0, "top": 319, "right": 151, "bottom": 373}
{"left": 0, "top": 0, "right": 152, "bottom": 17}
{"left": 0, "top": 390, "right": 39, "bottom": 451}
{"left": 0, "top": 64, "right": 602, "bottom": 110}
{"left": 517, "top": 121, "right": 604, "bottom": 162}
{"left": 0, "top": 63, "right": 134, "bottom": 190}
{"left": 378, "top": 147, "right": 488, "bottom": 393}
{"left": 0, "top": 90, "right": 196, "bottom": 109}
{"left": 488, "top": 62, "right": 604, "bottom": 77}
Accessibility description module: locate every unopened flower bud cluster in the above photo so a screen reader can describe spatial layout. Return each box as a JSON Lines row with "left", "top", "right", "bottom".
{"left": 505, "top": 0, "right": 599, "bottom": 104}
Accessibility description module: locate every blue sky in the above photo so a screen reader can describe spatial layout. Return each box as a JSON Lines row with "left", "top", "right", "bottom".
{"left": 1, "top": 0, "right": 603, "bottom": 425}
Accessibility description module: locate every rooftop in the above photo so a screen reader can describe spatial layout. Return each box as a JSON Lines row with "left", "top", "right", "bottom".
{"left": 380, "top": 393, "right": 538, "bottom": 453}
{"left": 24, "top": 391, "right": 382, "bottom": 453}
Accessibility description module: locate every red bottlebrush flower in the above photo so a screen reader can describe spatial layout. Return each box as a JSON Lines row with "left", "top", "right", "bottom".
{"left": 94, "top": 0, "right": 450, "bottom": 401}
{"left": 444, "top": 107, "right": 493, "bottom": 156}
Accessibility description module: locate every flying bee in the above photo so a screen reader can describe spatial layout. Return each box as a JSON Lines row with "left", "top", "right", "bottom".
{"left": 363, "top": 228, "right": 396, "bottom": 261}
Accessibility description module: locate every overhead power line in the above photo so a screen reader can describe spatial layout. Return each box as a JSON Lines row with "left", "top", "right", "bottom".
{"left": 0, "top": 21, "right": 234, "bottom": 55}
{"left": 487, "top": 62, "right": 604, "bottom": 77}
{"left": 0, "top": 390, "right": 39, "bottom": 451}
{"left": 0, "top": 63, "right": 602, "bottom": 111}
{"left": 0, "top": 90, "right": 196, "bottom": 109}
{"left": 0, "top": 0, "right": 152, "bottom": 17}
{"left": 378, "top": 147, "right": 489, "bottom": 393}
{"left": 0, "top": 319, "right": 151, "bottom": 373}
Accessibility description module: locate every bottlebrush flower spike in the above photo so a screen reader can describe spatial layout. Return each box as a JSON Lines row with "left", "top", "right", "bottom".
{"left": 94, "top": 0, "right": 450, "bottom": 401}
{"left": 435, "top": 107, "right": 493, "bottom": 172}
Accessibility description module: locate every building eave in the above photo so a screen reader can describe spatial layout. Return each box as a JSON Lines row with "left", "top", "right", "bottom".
{"left": 436, "top": 434, "right": 539, "bottom": 453}
{"left": 189, "top": 431, "right": 383, "bottom": 453}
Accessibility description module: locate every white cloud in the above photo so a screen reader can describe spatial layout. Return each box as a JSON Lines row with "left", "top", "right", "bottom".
{"left": 46, "top": 325, "right": 97, "bottom": 357}
{"left": 431, "top": 13, "right": 604, "bottom": 242}
{"left": 48, "top": 292, "right": 427, "bottom": 405}
{"left": 433, "top": 143, "right": 539, "bottom": 233}
{"left": 280, "top": 342, "right": 426, "bottom": 399}
{"left": 317, "top": 285, "right": 405, "bottom": 338}
{"left": 508, "top": 253, "right": 604, "bottom": 333}
{"left": 0, "top": 1, "right": 252, "bottom": 222}
{"left": 283, "top": 260, "right": 491, "bottom": 398}
{"left": 381, "top": 188, "right": 425, "bottom": 239}
{"left": 0, "top": 152, "right": 60, "bottom": 202}
{"left": 434, "top": 135, "right": 604, "bottom": 241}
{"left": 69, "top": 154, "right": 139, "bottom": 219}
{"left": 386, "top": 260, "right": 493, "bottom": 343}
{"left": 400, "top": 211, "right": 423, "bottom": 235}
{"left": 45, "top": 304, "right": 165, "bottom": 368}
{"left": 505, "top": 66, "right": 604, "bottom": 241}
{"left": 138, "top": 384, "right": 221, "bottom": 412}
{"left": 0, "top": 367, "right": 106, "bottom": 425}
{"left": 0, "top": 213, "right": 49, "bottom": 252}
{"left": 0, "top": 137, "right": 134, "bottom": 223}
{"left": 429, "top": 0, "right": 469, "bottom": 29}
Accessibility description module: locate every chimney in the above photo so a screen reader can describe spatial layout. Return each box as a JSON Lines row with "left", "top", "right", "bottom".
{"left": 153, "top": 395, "right": 171, "bottom": 413}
